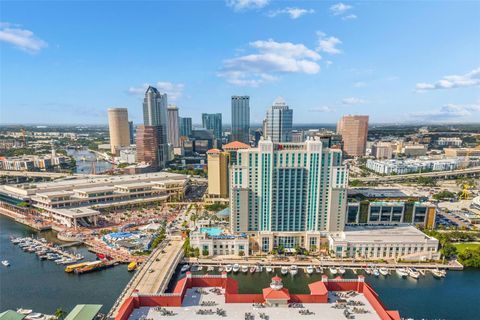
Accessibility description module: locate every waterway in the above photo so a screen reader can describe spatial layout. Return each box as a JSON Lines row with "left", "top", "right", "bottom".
{"left": 168, "top": 264, "right": 480, "bottom": 320}
{"left": 0, "top": 216, "right": 132, "bottom": 314}
{"left": 66, "top": 149, "right": 112, "bottom": 174}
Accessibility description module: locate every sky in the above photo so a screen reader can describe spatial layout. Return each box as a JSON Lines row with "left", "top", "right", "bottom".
{"left": 1, "top": 0, "right": 479, "bottom": 125}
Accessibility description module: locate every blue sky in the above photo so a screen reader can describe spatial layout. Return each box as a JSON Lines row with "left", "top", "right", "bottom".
{"left": 1, "top": 0, "right": 479, "bottom": 125}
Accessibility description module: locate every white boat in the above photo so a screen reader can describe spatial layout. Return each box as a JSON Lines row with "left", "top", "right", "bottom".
{"left": 225, "top": 265, "right": 233, "bottom": 273}
{"left": 11, "top": 237, "right": 22, "bottom": 244}
{"left": 338, "top": 267, "right": 346, "bottom": 275}
{"left": 289, "top": 265, "right": 298, "bottom": 276}
{"left": 373, "top": 269, "right": 380, "bottom": 277}
{"left": 281, "top": 266, "right": 288, "bottom": 275}
{"left": 396, "top": 268, "right": 408, "bottom": 278}
{"left": 432, "top": 268, "right": 446, "bottom": 279}
{"left": 255, "top": 265, "right": 262, "bottom": 273}
{"left": 329, "top": 267, "right": 338, "bottom": 275}
{"left": 232, "top": 264, "right": 240, "bottom": 273}
{"left": 306, "top": 265, "right": 314, "bottom": 274}
{"left": 266, "top": 266, "right": 273, "bottom": 273}
{"left": 2, "top": 260, "right": 10, "bottom": 267}
{"left": 315, "top": 266, "right": 322, "bottom": 273}
{"left": 17, "top": 309, "right": 33, "bottom": 315}
{"left": 241, "top": 265, "right": 248, "bottom": 273}
{"left": 218, "top": 266, "right": 224, "bottom": 272}
{"left": 197, "top": 265, "right": 203, "bottom": 271}
{"left": 364, "top": 268, "right": 372, "bottom": 275}
{"left": 25, "top": 313, "right": 44, "bottom": 320}
{"left": 407, "top": 267, "right": 420, "bottom": 279}
{"left": 180, "top": 264, "right": 190, "bottom": 273}
{"left": 352, "top": 268, "right": 358, "bottom": 274}
{"left": 379, "top": 268, "right": 389, "bottom": 276}
{"left": 207, "top": 266, "right": 214, "bottom": 272}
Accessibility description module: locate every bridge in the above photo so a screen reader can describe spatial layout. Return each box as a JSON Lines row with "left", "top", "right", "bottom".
{"left": 108, "top": 237, "right": 185, "bottom": 318}
{"left": 356, "top": 166, "right": 480, "bottom": 183}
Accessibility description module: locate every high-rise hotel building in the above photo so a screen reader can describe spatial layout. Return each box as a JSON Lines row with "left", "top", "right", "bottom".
{"left": 231, "top": 96, "right": 250, "bottom": 144}
{"left": 336, "top": 115, "right": 369, "bottom": 157}
{"left": 230, "top": 138, "right": 348, "bottom": 253}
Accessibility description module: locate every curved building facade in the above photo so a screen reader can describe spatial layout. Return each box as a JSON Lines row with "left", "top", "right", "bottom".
{"left": 108, "top": 108, "right": 131, "bottom": 155}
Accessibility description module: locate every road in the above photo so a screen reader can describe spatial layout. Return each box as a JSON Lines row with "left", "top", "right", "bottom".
{"left": 356, "top": 166, "right": 480, "bottom": 182}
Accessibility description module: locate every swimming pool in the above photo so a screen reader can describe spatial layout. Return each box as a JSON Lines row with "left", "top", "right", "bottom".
{"left": 200, "top": 227, "right": 223, "bottom": 236}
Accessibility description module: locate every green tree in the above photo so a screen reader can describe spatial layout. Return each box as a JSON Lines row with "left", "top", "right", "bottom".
{"left": 193, "top": 247, "right": 200, "bottom": 258}
{"left": 202, "top": 248, "right": 209, "bottom": 256}
{"left": 441, "top": 243, "right": 457, "bottom": 259}
{"left": 238, "top": 250, "right": 245, "bottom": 257}
{"left": 55, "top": 308, "right": 65, "bottom": 320}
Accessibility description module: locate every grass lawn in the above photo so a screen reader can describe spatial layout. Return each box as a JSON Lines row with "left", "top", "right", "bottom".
{"left": 454, "top": 242, "right": 480, "bottom": 253}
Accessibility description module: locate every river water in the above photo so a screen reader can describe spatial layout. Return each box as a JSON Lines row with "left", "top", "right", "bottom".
{"left": 0, "top": 216, "right": 132, "bottom": 314}
{"left": 1, "top": 213, "right": 480, "bottom": 319}
{"left": 66, "top": 149, "right": 112, "bottom": 174}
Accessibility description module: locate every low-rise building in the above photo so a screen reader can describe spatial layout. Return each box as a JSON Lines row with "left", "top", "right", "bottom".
{"left": 444, "top": 147, "right": 480, "bottom": 157}
{"left": 438, "top": 137, "right": 462, "bottom": 147}
{"left": 371, "top": 142, "right": 393, "bottom": 159}
{"left": 0, "top": 155, "right": 67, "bottom": 171}
{"left": 328, "top": 225, "right": 439, "bottom": 261}
{"left": 365, "top": 158, "right": 466, "bottom": 175}
{"left": 190, "top": 228, "right": 249, "bottom": 256}
{"left": 402, "top": 144, "right": 427, "bottom": 157}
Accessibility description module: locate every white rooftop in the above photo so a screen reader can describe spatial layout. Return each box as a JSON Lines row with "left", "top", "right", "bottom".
{"left": 332, "top": 225, "right": 436, "bottom": 243}
{"left": 128, "top": 287, "right": 382, "bottom": 320}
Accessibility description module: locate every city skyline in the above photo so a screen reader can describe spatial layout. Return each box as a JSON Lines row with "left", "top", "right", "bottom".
{"left": 1, "top": 1, "right": 479, "bottom": 125}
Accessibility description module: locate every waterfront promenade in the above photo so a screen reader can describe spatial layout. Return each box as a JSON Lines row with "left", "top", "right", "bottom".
{"left": 109, "top": 237, "right": 185, "bottom": 318}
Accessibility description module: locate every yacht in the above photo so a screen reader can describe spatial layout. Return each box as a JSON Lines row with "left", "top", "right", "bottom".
{"left": 225, "top": 265, "right": 233, "bottom": 273}
{"left": 432, "top": 268, "right": 446, "bottom": 279}
{"left": 17, "top": 309, "right": 33, "bottom": 315}
{"left": 281, "top": 266, "right": 289, "bottom": 275}
{"left": 207, "top": 266, "right": 214, "bottom": 272}
{"left": 306, "top": 265, "right": 314, "bottom": 275}
{"left": 379, "top": 267, "right": 389, "bottom": 276}
{"left": 329, "top": 267, "right": 338, "bottom": 275}
{"left": 232, "top": 264, "right": 240, "bottom": 273}
{"left": 11, "top": 237, "right": 22, "bottom": 244}
{"left": 396, "top": 268, "right": 408, "bottom": 278}
{"left": 25, "top": 313, "right": 44, "bottom": 320}
{"left": 289, "top": 265, "right": 298, "bottom": 276}
{"left": 338, "top": 267, "right": 346, "bottom": 275}
{"left": 180, "top": 264, "right": 190, "bottom": 273}
{"left": 407, "top": 267, "right": 420, "bottom": 279}
{"left": 266, "top": 266, "right": 273, "bottom": 273}
{"left": 241, "top": 265, "right": 249, "bottom": 273}
{"left": 315, "top": 266, "right": 322, "bottom": 273}
{"left": 2, "top": 260, "right": 10, "bottom": 267}
{"left": 373, "top": 269, "right": 380, "bottom": 277}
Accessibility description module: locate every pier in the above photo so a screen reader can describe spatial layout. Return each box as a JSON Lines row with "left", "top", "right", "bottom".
{"left": 23, "top": 238, "right": 82, "bottom": 261}
{"left": 108, "top": 237, "right": 185, "bottom": 318}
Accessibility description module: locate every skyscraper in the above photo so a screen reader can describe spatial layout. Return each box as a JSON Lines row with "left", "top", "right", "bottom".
{"left": 136, "top": 125, "right": 162, "bottom": 169}
{"left": 167, "top": 105, "right": 181, "bottom": 147}
{"left": 207, "top": 149, "right": 229, "bottom": 199}
{"left": 128, "top": 121, "right": 135, "bottom": 144}
{"left": 107, "top": 108, "right": 130, "bottom": 155}
{"left": 264, "top": 97, "right": 293, "bottom": 143}
{"left": 336, "top": 115, "right": 369, "bottom": 157}
{"left": 230, "top": 138, "right": 348, "bottom": 253}
{"left": 142, "top": 86, "right": 168, "bottom": 168}
{"left": 231, "top": 96, "right": 250, "bottom": 144}
{"left": 202, "top": 113, "right": 222, "bottom": 141}
{"left": 179, "top": 117, "right": 192, "bottom": 137}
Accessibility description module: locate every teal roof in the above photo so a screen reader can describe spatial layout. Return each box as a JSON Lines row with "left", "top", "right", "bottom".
{"left": 65, "top": 305, "right": 102, "bottom": 320}
{"left": 0, "top": 310, "right": 26, "bottom": 320}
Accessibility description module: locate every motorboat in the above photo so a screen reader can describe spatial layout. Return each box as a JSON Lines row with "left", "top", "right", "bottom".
{"left": 249, "top": 266, "right": 256, "bottom": 273}
{"left": 373, "top": 269, "right": 380, "bottom": 277}
{"left": 338, "top": 267, "right": 346, "bottom": 275}
{"left": 241, "top": 265, "right": 249, "bottom": 273}
{"left": 197, "top": 265, "right": 203, "bottom": 271}
{"left": 329, "top": 267, "right": 338, "bottom": 275}
{"left": 2, "top": 260, "right": 10, "bottom": 267}
{"left": 207, "top": 266, "right": 214, "bottom": 272}
{"left": 432, "top": 268, "right": 446, "bottom": 279}
{"left": 17, "top": 309, "right": 33, "bottom": 315}
{"left": 379, "top": 268, "right": 389, "bottom": 276}
{"left": 127, "top": 261, "right": 137, "bottom": 272}
{"left": 352, "top": 268, "right": 358, "bottom": 274}
{"left": 218, "top": 266, "right": 224, "bottom": 272}
{"left": 232, "top": 264, "right": 240, "bottom": 273}
{"left": 315, "top": 266, "right": 322, "bottom": 273}
{"left": 25, "top": 313, "right": 44, "bottom": 320}
{"left": 225, "top": 265, "right": 233, "bottom": 273}
{"left": 180, "top": 264, "right": 190, "bottom": 273}
{"left": 266, "top": 266, "right": 273, "bottom": 273}
{"left": 281, "top": 266, "right": 288, "bottom": 275}
{"left": 364, "top": 268, "right": 372, "bottom": 275}
{"left": 11, "top": 237, "right": 22, "bottom": 244}
{"left": 289, "top": 265, "right": 298, "bottom": 276}
{"left": 255, "top": 265, "right": 262, "bottom": 273}
{"left": 396, "top": 268, "right": 408, "bottom": 278}
{"left": 408, "top": 267, "right": 420, "bottom": 279}
{"left": 306, "top": 265, "right": 314, "bottom": 274}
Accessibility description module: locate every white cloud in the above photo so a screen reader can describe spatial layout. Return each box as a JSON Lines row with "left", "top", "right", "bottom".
{"left": 342, "top": 97, "right": 367, "bottom": 105}
{"left": 415, "top": 67, "right": 480, "bottom": 91}
{"left": 226, "top": 0, "right": 270, "bottom": 11}
{"left": 330, "top": 3, "right": 352, "bottom": 15}
{"left": 342, "top": 14, "right": 357, "bottom": 20}
{"left": 411, "top": 103, "right": 480, "bottom": 121}
{"left": 267, "top": 7, "right": 315, "bottom": 19}
{"left": 128, "top": 82, "right": 185, "bottom": 100}
{"left": 0, "top": 22, "right": 47, "bottom": 53}
{"left": 309, "top": 106, "right": 333, "bottom": 112}
{"left": 353, "top": 81, "right": 367, "bottom": 88}
{"left": 316, "top": 32, "right": 342, "bottom": 55}
{"left": 219, "top": 39, "right": 321, "bottom": 86}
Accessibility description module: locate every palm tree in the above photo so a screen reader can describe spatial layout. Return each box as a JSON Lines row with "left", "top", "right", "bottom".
{"left": 55, "top": 308, "right": 65, "bottom": 320}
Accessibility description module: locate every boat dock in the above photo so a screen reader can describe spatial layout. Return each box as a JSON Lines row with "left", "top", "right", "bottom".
{"left": 108, "top": 237, "right": 185, "bottom": 318}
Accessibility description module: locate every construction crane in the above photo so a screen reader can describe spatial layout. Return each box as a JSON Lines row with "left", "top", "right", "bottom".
{"left": 459, "top": 183, "right": 471, "bottom": 200}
